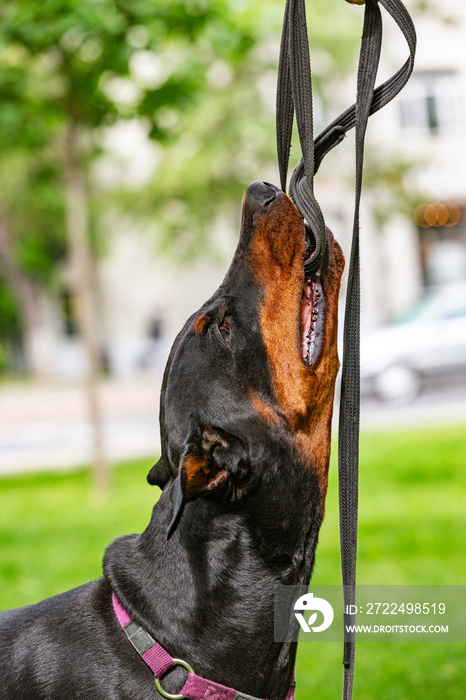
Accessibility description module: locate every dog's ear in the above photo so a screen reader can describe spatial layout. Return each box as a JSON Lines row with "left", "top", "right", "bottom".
{"left": 166, "top": 426, "right": 249, "bottom": 539}
{"left": 147, "top": 456, "right": 172, "bottom": 488}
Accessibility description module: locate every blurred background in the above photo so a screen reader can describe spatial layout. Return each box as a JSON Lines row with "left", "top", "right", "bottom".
{"left": 0, "top": 0, "right": 465, "bottom": 476}
{"left": 0, "top": 1, "right": 465, "bottom": 697}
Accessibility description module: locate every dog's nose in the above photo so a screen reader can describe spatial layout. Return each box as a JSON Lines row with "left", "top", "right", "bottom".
{"left": 246, "top": 180, "right": 281, "bottom": 207}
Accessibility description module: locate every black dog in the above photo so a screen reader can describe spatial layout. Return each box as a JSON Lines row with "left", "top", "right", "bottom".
{"left": 0, "top": 181, "right": 344, "bottom": 700}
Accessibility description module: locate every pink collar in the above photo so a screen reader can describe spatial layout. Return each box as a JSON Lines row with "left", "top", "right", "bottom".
{"left": 112, "top": 593, "right": 295, "bottom": 700}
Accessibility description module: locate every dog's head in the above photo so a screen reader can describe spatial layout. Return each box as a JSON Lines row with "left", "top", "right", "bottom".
{"left": 148, "top": 181, "right": 344, "bottom": 537}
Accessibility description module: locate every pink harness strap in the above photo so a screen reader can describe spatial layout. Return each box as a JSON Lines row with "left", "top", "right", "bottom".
{"left": 112, "top": 593, "right": 295, "bottom": 700}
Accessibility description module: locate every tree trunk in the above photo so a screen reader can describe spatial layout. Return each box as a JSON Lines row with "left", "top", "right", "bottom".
{"left": 0, "top": 212, "right": 50, "bottom": 377}
{"left": 64, "top": 122, "right": 109, "bottom": 494}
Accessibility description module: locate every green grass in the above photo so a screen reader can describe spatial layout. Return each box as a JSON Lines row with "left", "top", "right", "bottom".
{"left": 0, "top": 457, "right": 157, "bottom": 609}
{"left": 1, "top": 425, "right": 465, "bottom": 699}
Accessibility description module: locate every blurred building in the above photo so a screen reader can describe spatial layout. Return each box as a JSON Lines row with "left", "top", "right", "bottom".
{"left": 367, "top": 0, "right": 466, "bottom": 320}
{"left": 315, "top": 0, "right": 466, "bottom": 330}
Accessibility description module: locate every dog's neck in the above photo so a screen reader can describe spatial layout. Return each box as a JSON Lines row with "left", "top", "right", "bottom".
{"left": 104, "top": 459, "right": 322, "bottom": 700}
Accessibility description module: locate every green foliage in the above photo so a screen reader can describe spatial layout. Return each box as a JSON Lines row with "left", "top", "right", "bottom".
{"left": 0, "top": 343, "right": 7, "bottom": 373}
{"left": 0, "top": 0, "right": 266, "bottom": 304}
{"left": 0, "top": 275, "right": 20, "bottom": 338}
{"left": 0, "top": 0, "right": 264, "bottom": 372}
{"left": 0, "top": 274, "right": 21, "bottom": 366}
{"left": 0, "top": 151, "right": 66, "bottom": 283}
{"left": 110, "top": 0, "right": 363, "bottom": 259}
{"left": 0, "top": 0, "right": 256, "bottom": 136}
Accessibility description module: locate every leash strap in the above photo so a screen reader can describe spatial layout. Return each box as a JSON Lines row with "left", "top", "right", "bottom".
{"left": 338, "top": 3, "right": 415, "bottom": 698}
{"left": 339, "top": 2, "right": 382, "bottom": 697}
{"left": 276, "top": 2, "right": 416, "bottom": 699}
{"left": 112, "top": 594, "right": 295, "bottom": 700}
{"left": 277, "top": 0, "right": 326, "bottom": 278}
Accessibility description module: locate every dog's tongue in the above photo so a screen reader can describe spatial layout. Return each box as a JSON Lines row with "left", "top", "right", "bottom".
{"left": 300, "top": 281, "right": 313, "bottom": 363}
{"left": 300, "top": 279, "right": 321, "bottom": 365}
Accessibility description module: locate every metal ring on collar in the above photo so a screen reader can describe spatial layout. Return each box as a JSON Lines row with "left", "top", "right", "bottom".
{"left": 155, "top": 658, "right": 195, "bottom": 700}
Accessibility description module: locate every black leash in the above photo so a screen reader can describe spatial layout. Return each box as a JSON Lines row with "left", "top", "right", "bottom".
{"left": 276, "top": 2, "right": 416, "bottom": 698}
{"left": 277, "top": 0, "right": 326, "bottom": 278}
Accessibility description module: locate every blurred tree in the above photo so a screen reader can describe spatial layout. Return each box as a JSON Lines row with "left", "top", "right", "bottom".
{"left": 0, "top": 273, "right": 22, "bottom": 375}
{"left": 0, "top": 149, "right": 66, "bottom": 376}
{"left": 0, "top": 0, "right": 257, "bottom": 490}
{"left": 109, "top": 0, "right": 362, "bottom": 257}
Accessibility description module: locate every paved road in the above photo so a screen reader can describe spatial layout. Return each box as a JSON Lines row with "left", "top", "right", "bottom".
{"left": 0, "top": 379, "right": 161, "bottom": 476}
{"left": 0, "top": 377, "right": 464, "bottom": 476}
{"left": 359, "top": 376, "right": 466, "bottom": 430}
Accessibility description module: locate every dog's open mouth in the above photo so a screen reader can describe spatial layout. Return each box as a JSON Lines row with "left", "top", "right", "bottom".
{"left": 300, "top": 228, "right": 324, "bottom": 366}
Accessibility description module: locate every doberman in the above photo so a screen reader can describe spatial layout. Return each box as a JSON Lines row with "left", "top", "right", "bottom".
{"left": 0, "top": 181, "right": 344, "bottom": 700}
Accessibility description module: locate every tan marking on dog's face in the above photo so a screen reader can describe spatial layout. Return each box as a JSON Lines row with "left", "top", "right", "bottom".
{"left": 194, "top": 314, "right": 210, "bottom": 334}
{"left": 182, "top": 454, "right": 227, "bottom": 499}
{"left": 250, "top": 391, "right": 281, "bottom": 426}
{"left": 245, "top": 191, "right": 344, "bottom": 493}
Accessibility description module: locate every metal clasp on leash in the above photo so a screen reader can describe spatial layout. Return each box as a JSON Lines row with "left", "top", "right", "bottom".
{"left": 155, "top": 658, "right": 194, "bottom": 700}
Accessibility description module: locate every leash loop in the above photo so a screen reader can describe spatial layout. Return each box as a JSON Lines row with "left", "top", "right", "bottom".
{"left": 155, "top": 659, "right": 195, "bottom": 700}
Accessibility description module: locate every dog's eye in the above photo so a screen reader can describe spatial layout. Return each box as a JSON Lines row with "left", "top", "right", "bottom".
{"left": 219, "top": 321, "right": 230, "bottom": 339}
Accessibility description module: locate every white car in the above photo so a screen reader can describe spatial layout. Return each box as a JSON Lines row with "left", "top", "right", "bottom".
{"left": 360, "top": 282, "right": 466, "bottom": 403}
